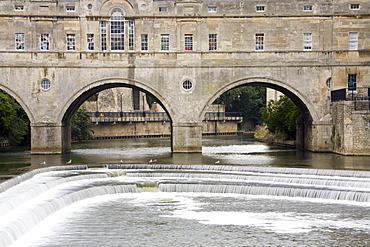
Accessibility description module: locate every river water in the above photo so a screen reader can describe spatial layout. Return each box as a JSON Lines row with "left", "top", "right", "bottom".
{"left": 1, "top": 134, "right": 370, "bottom": 246}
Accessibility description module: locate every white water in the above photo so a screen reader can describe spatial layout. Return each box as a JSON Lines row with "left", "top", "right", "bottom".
{"left": 1, "top": 164, "right": 370, "bottom": 246}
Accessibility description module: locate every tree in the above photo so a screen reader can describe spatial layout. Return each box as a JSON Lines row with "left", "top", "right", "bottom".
{"left": 0, "top": 90, "right": 30, "bottom": 145}
{"left": 261, "top": 95, "right": 300, "bottom": 140}
{"left": 215, "top": 86, "right": 266, "bottom": 129}
{"left": 71, "top": 106, "right": 94, "bottom": 141}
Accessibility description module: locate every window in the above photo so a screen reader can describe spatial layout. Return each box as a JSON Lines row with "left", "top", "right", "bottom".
{"left": 110, "top": 8, "right": 125, "bottom": 50}
{"left": 303, "top": 33, "right": 312, "bottom": 51}
{"left": 128, "top": 21, "right": 134, "bottom": 51}
{"left": 348, "top": 74, "right": 357, "bottom": 90}
{"left": 15, "top": 33, "right": 25, "bottom": 50}
{"left": 40, "top": 34, "right": 50, "bottom": 50}
{"left": 100, "top": 21, "right": 107, "bottom": 51}
{"left": 66, "top": 34, "right": 76, "bottom": 51}
{"left": 185, "top": 34, "right": 193, "bottom": 51}
{"left": 87, "top": 34, "right": 94, "bottom": 51}
{"left": 349, "top": 32, "right": 358, "bottom": 50}
{"left": 66, "top": 6, "right": 75, "bottom": 12}
{"left": 141, "top": 34, "right": 148, "bottom": 51}
{"left": 255, "top": 33, "right": 264, "bottom": 51}
{"left": 14, "top": 5, "right": 24, "bottom": 11}
{"left": 161, "top": 34, "right": 169, "bottom": 51}
{"left": 208, "top": 34, "right": 217, "bottom": 51}
{"left": 159, "top": 7, "right": 168, "bottom": 12}
{"left": 182, "top": 80, "right": 193, "bottom": 90}
{"left": 303, "top": 5, "right": 313, "bottom": 11}
{"left": 40, "top": 79, "right": 51, "bottom": 91}
{"left": 350, "top": 4, "right": 360, "bottom": 10}
{"left": 208, "top": 6, "right": 217, "bottom": 12}
{"left": 87, "top": 4, "right": 93, "bottom": 10}
{"left": 256, "top": 6, "right": 265, "bottom": 12}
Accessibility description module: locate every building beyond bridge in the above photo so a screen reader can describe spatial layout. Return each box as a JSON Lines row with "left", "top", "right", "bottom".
{"left": 0, "top": 0, "right": 369, "bottom": 154}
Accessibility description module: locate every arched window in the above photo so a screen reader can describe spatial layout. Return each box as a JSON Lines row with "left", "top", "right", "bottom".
{"left": 110, "top": 8, "right": 125, "bottom": 50}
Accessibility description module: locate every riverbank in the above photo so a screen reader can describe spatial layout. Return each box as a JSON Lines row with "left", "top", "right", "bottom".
{"left": 254, "top": 125, "right": 296, "bottom": 148}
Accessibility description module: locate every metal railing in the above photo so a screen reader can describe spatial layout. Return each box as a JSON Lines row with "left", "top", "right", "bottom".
{"left": 89, "top": 111, "right": 243, "bottom": 123}
{"left": 331, "top": 87, "right": 370, "bottom": 110}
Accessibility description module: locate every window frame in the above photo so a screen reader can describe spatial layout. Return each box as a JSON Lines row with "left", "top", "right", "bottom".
{"left": 66, "top": 34, "right": 76, "bottom": 51}
{"left": 208, "top": 34, "right": 217, "bottom": 51}
{"left": 303, "top": 33, "right": 312, "bottom": 51}
{"left": 110, "top": 9, "right": 125, "bottom": 51}
{"left": 87, "top": 34, "right": 94, "bottom": 51}
{"left": 14, "top": 5, "right": 24, "bottom": 11}
{"left": 349, "top": 32, "right": 358, "bottom": 50}
{"left": 141, "top": 34, "right": 148, "bottom": 51}
{"left": 161, "top": 34, "right": 170, "bottom": 51}
{"left": 255, "top": 33, "right": 264, "bottom": 51}
{"left": 40, "top": 33, "right": 50, "bottom": 51}
{"left": 208, "top": 6, "right": 217, "bottom": 12}
{"left": 159, "top": 7, "right": 168, "bottom": 12}
{"left": 15, "top": 33, "right": 25, "bottom": 50}
{"left": 256, "top": 6, "right": 265, "bottom": 12}
{"left": 350, "top": 4, "right": 360, "bottom": 10}
{"left": 348, "top": 74, "right": 357, "bottom": 90}
{"left": 184, "top": 34, "right": 193, "bottom": 51}
{"left": 66, "top": 6, "right": 76, "bottom": 12}
{"left": 128, "top": 21, "right": 134, "bottom": 51}
{"left": 303, "top": 5, "right": 313, "bottom": 11}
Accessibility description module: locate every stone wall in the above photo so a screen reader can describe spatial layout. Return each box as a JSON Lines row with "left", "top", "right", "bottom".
{"left": 332, "top": 101, "right": 370, "bottom": 155}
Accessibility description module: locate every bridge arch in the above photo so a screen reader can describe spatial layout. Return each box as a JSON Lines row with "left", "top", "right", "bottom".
{"left": 58, "top": 77, "right": 174, "bottom": 124}
{"left": 56, "top": 77, "right": 175, "bottom": 153}
{"left": 0, "top": 85, "right": 34, "bottom": 123}
{"left": 201, "top": 77, "right": 317, "bottom": 123}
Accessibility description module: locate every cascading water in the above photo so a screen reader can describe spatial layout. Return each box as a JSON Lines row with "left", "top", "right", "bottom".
{"left": 1, "top": 164, "right": 370, "bottom": 246}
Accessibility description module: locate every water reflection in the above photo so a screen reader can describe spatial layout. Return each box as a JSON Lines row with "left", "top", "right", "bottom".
{"left": 1, "top": 134, "right": 370, "bottom": 180}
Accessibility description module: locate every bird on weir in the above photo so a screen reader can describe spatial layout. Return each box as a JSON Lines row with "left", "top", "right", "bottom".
{"left": 66, "top": 159, "right": 72, "bottom": 164}
{"left": 215, "top": 160, "right": 220, "bottom": 164}
{"left": 148, "top": 159, "right": 157, "bottom": 164}
{"left": 39, "top": 161, "right": 46, "bottom": 166}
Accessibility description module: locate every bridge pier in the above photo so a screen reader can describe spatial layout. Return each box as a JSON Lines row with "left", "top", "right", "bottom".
{"left": 171, "top": 123, "right": 202, "bottom": 153}
{"left": 31, "top": 123, "right": 71, "bottom": 154}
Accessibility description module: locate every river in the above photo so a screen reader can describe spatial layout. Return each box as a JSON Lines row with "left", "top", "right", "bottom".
{"left": 1, "top": 134, "right": 370, "bottom": 246}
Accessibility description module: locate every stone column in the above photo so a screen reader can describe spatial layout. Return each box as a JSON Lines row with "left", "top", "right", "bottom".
{"left": 171, "top": 123, "right": 202, "bottom": 153}
{"left": 30, "top": 123, "right": 69, "bottom": 154}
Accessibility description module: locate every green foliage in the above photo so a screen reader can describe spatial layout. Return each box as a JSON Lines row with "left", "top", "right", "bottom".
{"left": 261, "top": 95, "right": 300, "bottom": 140}
{"left": 71, "top": 106, "right": 94, "bottom": 141}
{"left": 215, "top": 86, "right": 266, "bottom": 127}
{"left": 0, "top": 90, "right": 30, "bottom": 145}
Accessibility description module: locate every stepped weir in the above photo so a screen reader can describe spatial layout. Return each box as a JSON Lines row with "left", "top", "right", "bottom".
{"left": 1, "top": 164, "right": 370, "bottom": 246}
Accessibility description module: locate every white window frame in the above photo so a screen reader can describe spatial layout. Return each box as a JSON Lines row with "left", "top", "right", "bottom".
{"left": 159, "top": 7, "right": 168, "bottom": 12}
{"left": 255, "top": 33, "right": 264, "bottom": 51}
{"left": 100, "top": 21, "right": 107, "bottom": 51}
{"left": 303, "top": 33, "right": 312, "bottom": 51}
{"left": 184, "top": 34, "right": 193, "bottom": 51}
{"left": 14, "top": 5, "right": 24, "bottom": 11}
{"left": 349, "top": 32, "right": 358, "bottom": 50}
{"left": 66, "top": 34, "right": 76, "bottom": 51}
{"left": 87, "top": 34, "right": 94, "bottom": 51}
{"left": 208, "top": 6, "right": 217, "bottom": 12}
{"left": 350, "top": 4, "right": 360, "bottom": 10}
{"left": 110, "top": 8, "right": 125, "bottom": 51}
{"left": 208, "top": 34, "right": 217, "bottom": 51}
{"left": 66, "top": 6, "right": 75, "bottom": 12}
{"left": 256, "top": 6, "right": 265, "bottom": 12}
{"left": 161, "top": 34, "right": 170, "bottom": 51}
{"left": 141, "top": 34, "right": 148, "bottom": 51}
{"left": 40, "top": 34, "right": 50, "bottom": 51}
{"left": 128, "top": 21, "right": 134, "bottom": 51}
{"left": 15, "top": 33, "right": 25, "bottom": 50}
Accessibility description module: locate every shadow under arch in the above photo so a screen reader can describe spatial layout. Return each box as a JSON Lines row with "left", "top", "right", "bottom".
{"left": 202, "top": 77, "right": 317, "bottom": 123}
{"left": 59, "top": 77, "right": 174, "bottom": 124}
{"left": 0, "top": 85, "right": 34, "bottom": 123}
{"left": 58, "top": 78, "right": 174, "bottom": 152}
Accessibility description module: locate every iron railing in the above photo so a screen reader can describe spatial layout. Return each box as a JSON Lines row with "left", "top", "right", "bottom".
{"left": 89, "top": 111, "right": 243, "bottom": 123}
{"left": 331, "top": 87, "right": 370, "bottom": 111}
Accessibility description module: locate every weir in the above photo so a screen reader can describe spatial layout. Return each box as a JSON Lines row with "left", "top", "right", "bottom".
{"left": 1, "top": 164, "right": 370, "bottom": 246}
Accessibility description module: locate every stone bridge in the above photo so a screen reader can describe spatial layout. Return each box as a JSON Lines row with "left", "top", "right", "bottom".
{"left": 0, "top": 0, "right": 369, "bottom": 154}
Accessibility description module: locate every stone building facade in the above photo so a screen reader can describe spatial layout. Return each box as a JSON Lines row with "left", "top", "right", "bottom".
{"left": 0, "top": 0, "right": 369, "bottom": 154}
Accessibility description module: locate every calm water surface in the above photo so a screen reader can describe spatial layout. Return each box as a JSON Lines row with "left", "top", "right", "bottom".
{"left": 2, "top": 134, "right": 370, "bottom": 246}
